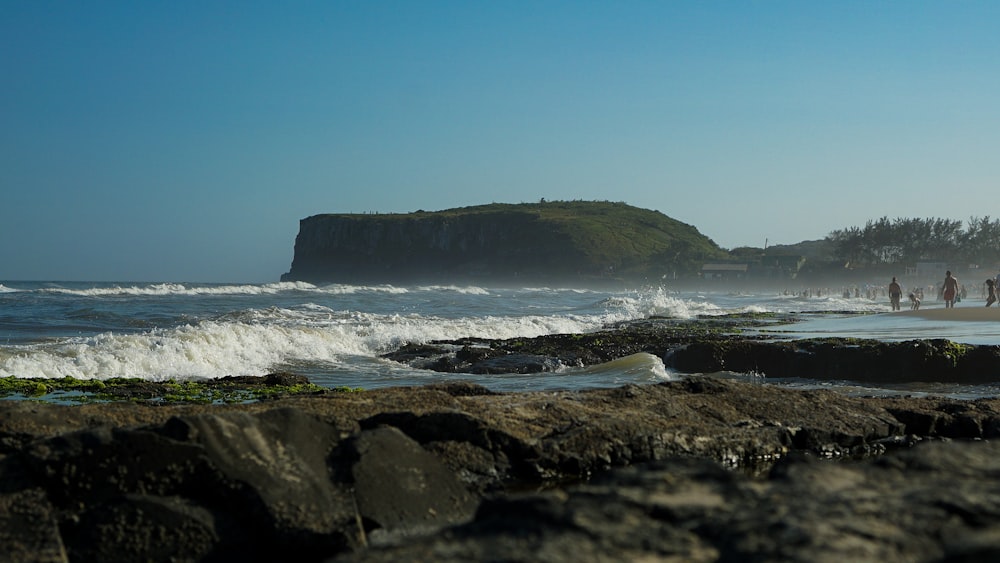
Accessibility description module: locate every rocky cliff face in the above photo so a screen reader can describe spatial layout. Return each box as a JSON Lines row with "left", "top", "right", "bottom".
{"left": 281, "top": 202, "right": 726, "bottom": 284}
{"left": 282, "top": 212, "right": 588, "bottom": 283}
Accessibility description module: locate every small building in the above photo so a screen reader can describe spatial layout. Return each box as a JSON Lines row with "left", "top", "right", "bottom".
{"left": 701, "top": 263, "right": 749, "bottom": 280}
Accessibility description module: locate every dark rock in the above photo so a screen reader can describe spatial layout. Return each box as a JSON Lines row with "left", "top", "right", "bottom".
{"left": 338, "top": 441, "right": 1000, "bottom": 562}
{"left": 218, "top": 372, "right": 313, "bottom": 387}
{"left": 16, "top": 408, "right": 357, "bottom": 560}
{"left": 359, "top": 409, "right": 535, "bottom": 490}
{"left": 0, "top": 488, "right": 65, "bottom": 562}
{"left": 671, "top": 337, "right": 1000, "bottom": 384}
{"left": 419, "top": 381, "right": 499, "bottom": 397}
{"left": 383, "top": 320, "right": 1000, "bottom": 387}
{"left": 3, "top": 378, "right": 1000, "bottom": 560}
{"left": 69, "top": 494, "right": 218, "bottom": 562}
{"left": 159, "top": 408, "right": 356, "bottom": 558}
{"left": 468, "top": 353, "right": 562, "bottom": 374}
{"left": 338, "top": 426, "right": 479, "bottom": 543}
{"left": 388, "top": 345, "right": 564, "bottom": 374}
{"left": 381, "top": 343, "right": 453, "bottom": 366}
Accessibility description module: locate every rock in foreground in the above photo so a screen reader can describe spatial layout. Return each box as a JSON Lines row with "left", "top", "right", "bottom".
{"left": 2, "top": 378, "right": 1000, "bottom": 561}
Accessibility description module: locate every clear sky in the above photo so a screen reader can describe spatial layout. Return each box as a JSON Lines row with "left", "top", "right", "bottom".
{"left": 3, "top": 1, "right": 999, "bottom": 282}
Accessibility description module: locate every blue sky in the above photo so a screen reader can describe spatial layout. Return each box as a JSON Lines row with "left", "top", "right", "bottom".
{"left": 3, "top": 1, "right": 999, "bottom": 282}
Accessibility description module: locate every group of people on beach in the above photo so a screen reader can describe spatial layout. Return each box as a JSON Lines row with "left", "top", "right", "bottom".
{"left": 886, "top": 270, "right": 1000, "bottom": 311}
{"left": 788, "top": 271, "right": 1000, "bottom": 311}
{"left": 886, "top": 272, "right": 959, "bottom": 310}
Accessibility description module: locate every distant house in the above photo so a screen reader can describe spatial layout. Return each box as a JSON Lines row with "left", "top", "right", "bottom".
{"left": 701, "top": 263, "right": 749, "bottom": 280}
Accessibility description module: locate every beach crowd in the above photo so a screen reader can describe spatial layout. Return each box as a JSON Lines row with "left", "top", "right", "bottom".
{"left": 786, "top": 271, "right": 1000, "bottom": 310}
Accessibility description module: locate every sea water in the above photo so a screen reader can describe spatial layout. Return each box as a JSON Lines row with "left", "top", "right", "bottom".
{"left": 1, "top": 281, "right": 998, "bottom": 398}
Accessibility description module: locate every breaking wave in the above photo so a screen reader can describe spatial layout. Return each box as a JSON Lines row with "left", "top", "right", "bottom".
{"left": 0, "top": 303, "right": 638, "bottom": 381}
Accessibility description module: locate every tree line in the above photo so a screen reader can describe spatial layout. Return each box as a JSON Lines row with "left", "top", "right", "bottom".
{"left": 828, "top": 217, "right": 1000, "bottom": 267}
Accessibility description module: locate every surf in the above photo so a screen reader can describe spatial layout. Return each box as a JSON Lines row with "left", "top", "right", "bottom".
{"left": 0, "top": 302, "right": 649, "bottom": 381}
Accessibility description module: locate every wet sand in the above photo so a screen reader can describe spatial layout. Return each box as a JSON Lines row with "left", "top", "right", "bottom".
{"left": 895, "top": 306, "right": 1000, "bottom": 322}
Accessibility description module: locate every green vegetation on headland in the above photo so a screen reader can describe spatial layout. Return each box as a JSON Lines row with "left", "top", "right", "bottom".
{"left": 283, "top": 200, "right": 730, "bottom": 284}
{"left": 419, "top": 201, "right": 730, "bottom": 277}
{"left": 0, "top": 374, "right": 361, "bottom": 405}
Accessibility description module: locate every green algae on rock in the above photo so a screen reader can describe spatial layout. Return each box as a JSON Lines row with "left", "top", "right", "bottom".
{"left": 0, "top": 373, "right": 353, "bottom": 404}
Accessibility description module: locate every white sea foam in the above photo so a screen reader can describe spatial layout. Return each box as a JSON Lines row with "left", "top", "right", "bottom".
{"left": 315, "top": 284, "right": 410, "bottom": 295}
{"left": 0, "top": 303, "right": 633, "bottom": 380}
{"left": 40, "top": 281, "right": 321, "bottom": 297}
{"left": 598, "top": 287, "right": 897, "bottom": 319}
{"left": 602, "top": 288, "right": 727, "bottom": 320}
{"left": 0, "top": 323, "right": 344, "bottom": 380}
{"left": 522, "top": 287, "right": 597, "bottom": 294}
{"left": 414, "top": 285, "right": 491, "bottom": 295}
{"left": 768, "top": 294, "right": 890, "bottom": 314}
{"left": 0, "top": 284, "right": 19, "bottom": 293}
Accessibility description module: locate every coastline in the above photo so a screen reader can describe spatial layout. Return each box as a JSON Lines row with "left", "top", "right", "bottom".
{"left": 3, "top": 310, "right": 1000, "bottom": 560}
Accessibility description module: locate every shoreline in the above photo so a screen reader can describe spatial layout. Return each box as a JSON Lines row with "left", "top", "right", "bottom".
{"left": 892, "top": 305, "right": 1000, "bottom": 322}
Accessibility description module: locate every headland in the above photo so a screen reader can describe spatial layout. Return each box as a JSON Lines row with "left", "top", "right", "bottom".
{"left": 280, "top": 201, "right": 728, "bottom": 285}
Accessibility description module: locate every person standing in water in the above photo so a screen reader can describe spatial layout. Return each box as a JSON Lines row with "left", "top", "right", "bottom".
{"left": 888, "top": 277, "right": 902, "bottom": 311}
{"left": 942, "top": 271, "right": 959, "bottom": 308}
{"left": 986, "top": 278, "right": 997, "bottom": 307}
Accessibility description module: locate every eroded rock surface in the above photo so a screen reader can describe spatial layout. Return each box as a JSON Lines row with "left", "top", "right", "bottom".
{"left": 339, "top": 441, "right": 1000, "bottom": 562}
{"left": 385, "top": 320, "right": 1000, "bottom": 384}
{"left": 2, "top": 378, "right": 1000, "bottom": 560}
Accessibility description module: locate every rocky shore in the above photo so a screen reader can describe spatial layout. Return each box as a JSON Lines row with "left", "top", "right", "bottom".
{"left": 384, "top": 316, "right": 1000, "bottom": 383}
{"left": 4, "top": 321, "right": 1000, "bottom": 561}
{"left": 3, "top": 378, "right": 1000, "bottom": 561}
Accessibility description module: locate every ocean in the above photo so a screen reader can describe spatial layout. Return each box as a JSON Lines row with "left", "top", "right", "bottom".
{"left": 2, "top": 280, "right": 999, "bottom": 399}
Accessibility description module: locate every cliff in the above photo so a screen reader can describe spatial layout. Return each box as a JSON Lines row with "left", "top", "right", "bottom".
{"left": 281, "top": 201, "right": 727, "bottom": 284}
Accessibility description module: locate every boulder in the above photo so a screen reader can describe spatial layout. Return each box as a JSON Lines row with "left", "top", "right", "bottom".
{"left": 338, "top": 426, "right": 479, "bottom": 544}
